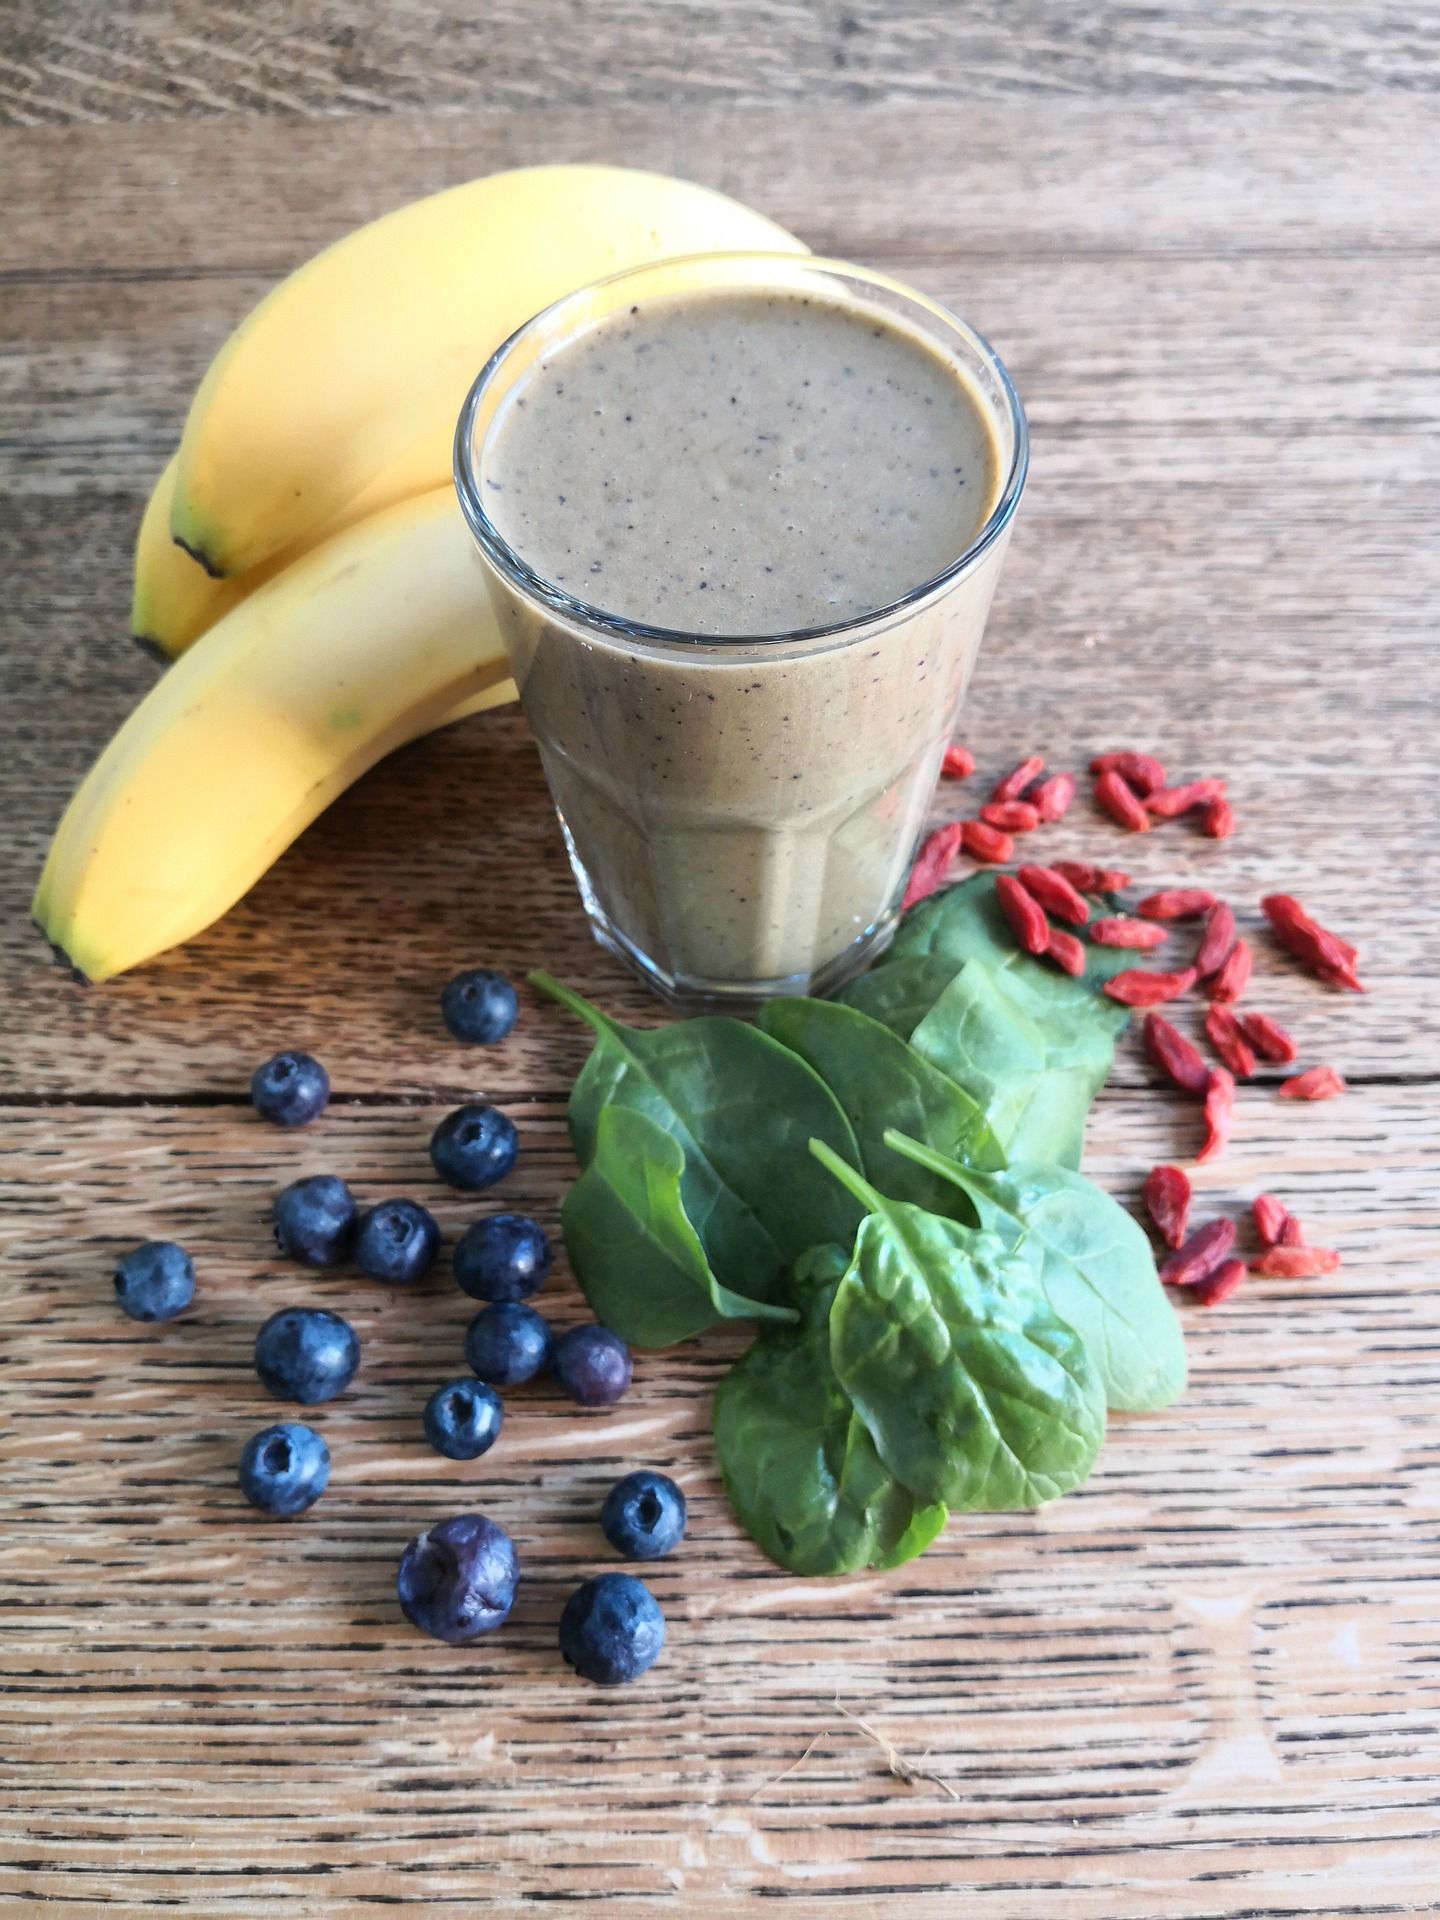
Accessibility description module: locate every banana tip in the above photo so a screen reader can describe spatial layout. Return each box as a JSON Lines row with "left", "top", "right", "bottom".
{"left": 32, "top": 916, "right": 93, "bottom": 985}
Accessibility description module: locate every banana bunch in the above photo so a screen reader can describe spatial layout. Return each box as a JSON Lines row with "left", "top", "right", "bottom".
{"left": 37, "top": 166, "right": 804, "bottom": 980}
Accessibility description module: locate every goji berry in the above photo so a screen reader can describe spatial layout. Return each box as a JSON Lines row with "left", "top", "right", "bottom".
{"left": 992, "top": 755, "right": 1046, "bottom": 804}
{"left": 960, "top": 818, "right": 1015, "bottom": 864}
{"left": 1207, "top": 937, "right": 1253, "bottom": 1003}
{"left": 1143, "top": 1012, "right": 1210, "bottom": 1093}
{"left": 1187, "top": 1258, "right": 1249, "bottom": 1307}
{"left": 1278, "top": 1213, "right": 1306, "bottom": 1247}
{"left": 1137, "top": 889, "right": 1216, "bottom": 921}
{"left": 982, "top": 799, "right": 1042, "bottom": 833}
{"left": 1090, "top": 751, "right": 1166, "bottom": 795}
{"left": 1205, "top": 1004, "right": 1257, "bottom": 1078}
{"left": 1145, "top": 779, "right": 1227, "bottom": 819}
{"left": 1143, "top": 1164, "right": 1192, "bottom": 1250}
{"left": 1250, "top": 1245, "right": 1342, "bottom": 1278}
{"left": 1045, "top": 927, "right": 1086, "bottom": 977}
{"left": 1091, "top": 917, "right": 1168, "bottom": 950}
{"left": 1240, "top": 1011, "right": 1297, "bottom": 1065}
{"left": 1094, "top": 768, "right": 1152, "bottom": 832}
{"left": 1194, "top": 902, "right": 1238, "bottom": 979}
{"left": 1252, "top": 1194, "right": 1289, "bottom": 1247}
{"left": 1198, "top": 1067, "right": 1235, "bottom": 1164}
{"left": 903, "top": 823, "right": 963, "bottom": 910}
{"left": 1159, "top": 1217, "right": 1237, "bottom": 1288}
{"left": 941, "top": 744, "right": 975, "bottom": 779}
{"left": 1018, "top": 865, "right": 1090, "bottom": 925}
{"left": 1278, "top": 1065, "right": 1345, "bottom": 1101}
{"left": 1052, "top": 861, "right": 1131, "bottom": 894}
{"left": 1030, "top": 771, "right": 1077, "bottom": 822}
{"left": 1260, "top": 893, "right": 1362, "bottom": 990}
{"left": 1105, "top": 966, "right": 1197, "bottom": 1007}
{"left": 995, "top": 873, "right": 1050, "bottom": 956}
{"left": 1202, "top": 797, "right": 1235, "bottom": 839}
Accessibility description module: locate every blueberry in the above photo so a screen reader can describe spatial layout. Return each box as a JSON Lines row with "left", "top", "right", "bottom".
{"left": 553, "top": 1324, "right": 632, "bottom": 1407}
{"left": 430, "top": 1105, "right": 518, "bottom": 1192}
{"left": 423, "top": 1378, "right": 504, "bottom": 1460}
{"left": 238, "top": 1421, "right": 330, "bottom": 1517}
{"left": 441, "top": 969, "right": 519, "bottom": 1045}
{"left": 601, "top": 1470, "right": 687, "bottom": 1561}
{"left": 113, "top": 1241, "right": 194, "bottom": 1322}
{"left": 272, "top": 1175, "right": 357, "bottom": 1267}
{"left": 355, "top": 1199, "right": 440, "bottom": 1285}
{"left": 250, "top": 1050, "right": 330, "bottom": 1127}
{"left": 464, "top": 1302, "right": 554, "bottom": 1386}
{"left": 254, "top": 1306, "right": 360, "bottom": 1404}
{"left": 396, "top": 1514, "right": 518, "bottom": 1643}
{"left": 558, "top": 1572, "right": 665, "bottom": 1686}
{"left": 453, "top": 1213, "right": 551, "bottom": 1302}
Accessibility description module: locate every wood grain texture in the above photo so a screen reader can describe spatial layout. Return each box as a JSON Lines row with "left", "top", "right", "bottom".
{"left": 2, "top": 5, "right": 1438, "bottom": 1911}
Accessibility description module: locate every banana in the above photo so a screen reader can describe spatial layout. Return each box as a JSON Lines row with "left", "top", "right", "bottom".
{"left": 171, "top": 165, "right": 803, "bottom": 576}
{"left": 132, "top": 455, "right": 261, "bottom": 658}
{"left": 38, "top": 489, "right": 517, "bottom": 982}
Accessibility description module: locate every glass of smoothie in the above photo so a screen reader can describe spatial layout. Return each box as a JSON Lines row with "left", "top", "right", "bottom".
{"left": 455, "top": 253, "right": 1027, "bottom": 1009}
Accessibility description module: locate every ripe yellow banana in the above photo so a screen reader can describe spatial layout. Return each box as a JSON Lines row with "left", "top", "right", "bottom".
{"left": 132, "top": 455, "right": 261, "bottom": 658}
{"left": 171, "top": 165, "right": 803, "bottom": 576}
{"left": 38, "top": 489, "right": 516, "bottom": 982}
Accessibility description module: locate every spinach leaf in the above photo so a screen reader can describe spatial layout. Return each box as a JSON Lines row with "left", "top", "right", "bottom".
{"left": 563, "top": 1108, "right": 798, "bottom": 1347}
{"left": 532, "top": 972, "right": 862, "bottom": 1302}
{"left": 713, "top": 1257, "right": 947, "bottom": 1575}
{"left": 758, "top": 997, "right": 1005, "bottom": 1211}
{"left": 811, "top": 1141, "right": 1107, "bottom": 1510}
{"left": 909, "top": 958, "right": 1097, "bottom": 1168}
{"left": 884, "top": 1131, "right": 1187, "bottom": 1412}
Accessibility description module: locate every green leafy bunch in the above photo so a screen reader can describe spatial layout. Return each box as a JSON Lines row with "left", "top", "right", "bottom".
{"left": 533, "top": 874, "right": 1185, "bottom": 1577}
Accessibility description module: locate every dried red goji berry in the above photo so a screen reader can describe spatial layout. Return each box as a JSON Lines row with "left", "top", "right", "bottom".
{"left": 1204, "top": 1004, "right": 1257, "bottom": 1078}
{"left": 1187, "top": 1258, "right": 1248, "bottom": 1307}
{"left": 1105, "top": 966, "right": 1198, "bottom": 1007}
{"left": 1090, "top": 750, "right": 1167, "bottom": 795}
{"left": 1136, "top": 889, "right": 1216, "bottom": 921}
{"left": 1143, "top": 1164, "right": 1192, "bottom": 1251}
{"left": 1241, "top": 1011, "right": 1298, "bottom": 1065}
{"left": 1045, "top": 927, "right": 1086, "bottom": 977}
{"left": 1194, "top": 902, "right": 1238, "bottom": 979}
{"left": 1029, "top": 771, "right": 1077, "bottom": 822}
{"left": 1278, "top": 1065, "right": 1345, "bottom": 1101}
{"left": 1143, "top": 1012, "right": 1210, "bottom": 1094}
{"left": 941, "top": 743, "right": 975, "bottom": 779}
{"left": 1090, "top": 917, "right": 1168, "bottom": 950}
{"left": 1198, "top": 1067, "right": 1235, "bottom": 1164}
{"left": 960, "top": 818, "right": 1015, "bottom": 864}
{"left": 1207, "top": 937, "right": 1253, "bottom": 1003}
{"left": 1145, "top": 779, "right": 1227, "bottom": 819}
{"left": 992, "top": 754, "right": 1046, "bottom": 803}
{"left": 1052, "top": 860, "right": 1131, "bottom": 894}
{"left": 1159, "top": 1216, "right": 1237, "bottom": 1288}
{"left": 1094, "top": 768, "right": 1152, "bottom": 832}
{"left": 1250, "top": 1245, "right": 1342, "bottom": 1278}
{"left": 902, "top": 822, "right": 963, "bottom": 910}
{"left": 1017, "top": 865, "right": 1090, "bottom": 926}
{"left": 1260, "top": 894, "right": 1363, "bottom": 991}
{"left": 1202, "top": 797, "right": 1235, "bottom": 839}
{"left": 1252, "top": 1194, "right": 1289, "bottom": 1247}
{"left": 982, "top": 799, "right": 1042, "bottom": 833}
{"left": 995, "top": 873, "right": 1050, "bottom": 956}
{"left": 1278, "top": 1213, "right": 1306, "bottom": 1247}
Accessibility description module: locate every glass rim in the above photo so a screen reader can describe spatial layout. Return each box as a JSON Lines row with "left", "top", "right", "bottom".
{"left": 453, "top": 251, "right": 1029, "bottom": 652}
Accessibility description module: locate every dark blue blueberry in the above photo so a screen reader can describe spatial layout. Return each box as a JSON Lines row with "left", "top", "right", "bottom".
{"left": 553, "top": 1324, "right": 632, "bottom": 1407}
{"left": 423, "top": 1378, "right": 504, "bottom": 1460}
{"left": 113, "top": 1241, "right": 194, "bottom": 1322}
{"left": 430, "top": 1104, "right": 518, "bottom": 1192}
{"left": 600, "top": 1470, "right": 687, "bottom": 1561}
{"left": 272, "top": 1175, "right": 357, "bottom": 1267}
{"left": 238, "top": 1422, "right": 330, "bottom": 1517}
{"left": 452, "top": 1213, "right": 551, "bottom": 1302}
{"left": 250, "top": 1050, "right": 330, "bottom": 1127}
{"left": 355, "top": 1199, "right": 440, "bottom": 1285}
{"left": 441, "top": 969, "right": 519, "bottom": 1045}
{"left": 464, "top": 1302, "right": 554, "bottom": 1386}
{"left": 558, "top": 1572, "right": 665, "bottom": 1686}
{"left": 254, "top": 1306, "right": 360, "bottom": 1404}
{"left": 396, "top": 1513, "right": 518, "bottom": 1643}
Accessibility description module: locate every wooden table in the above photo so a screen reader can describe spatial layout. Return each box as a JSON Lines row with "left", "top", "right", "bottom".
{"left": 3, "top": 7, "right": 1438, "bottom": 1912}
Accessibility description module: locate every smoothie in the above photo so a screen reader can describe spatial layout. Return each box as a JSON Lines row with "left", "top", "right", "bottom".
{"left": 457, "top": 257, "right": 1025, "bottom": 1003}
